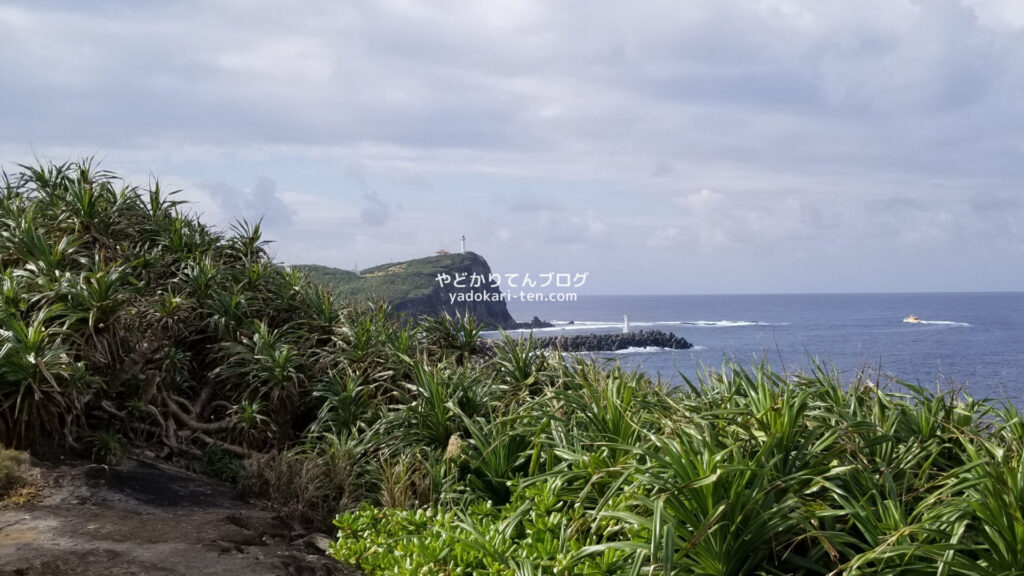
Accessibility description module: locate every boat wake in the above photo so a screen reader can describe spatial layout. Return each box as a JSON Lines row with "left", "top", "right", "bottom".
{"left": 909, "top": 320, "right": 971, "bottom": 327}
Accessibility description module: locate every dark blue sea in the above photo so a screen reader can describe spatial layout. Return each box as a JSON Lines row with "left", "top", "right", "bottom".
{"left": 494, "top": 293, "right": 1024, "bottom": 403}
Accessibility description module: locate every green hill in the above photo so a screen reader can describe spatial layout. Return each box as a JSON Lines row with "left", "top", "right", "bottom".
{"left": 296, "top": 252, "right": 520, "bottom": 328}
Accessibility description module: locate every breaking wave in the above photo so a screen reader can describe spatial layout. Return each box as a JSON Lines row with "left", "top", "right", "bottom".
{"left": 683, "top": 320, "right": 789, "bottom": 327}
{"left": 485, "top": 319, "right": 787, "bottom": 336}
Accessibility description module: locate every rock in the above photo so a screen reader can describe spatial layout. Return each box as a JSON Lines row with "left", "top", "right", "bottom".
{"left": 225, "top": 512, "right": 292, "bottom": 542}
{"left": 294, "top": 533, "right": 334, "bottom": 554}
{"left": 0, "top": 457, "right": 364, "bottom": 575}
{"left": 389, "top": 253, "right": 518, "bottom": 329}
{"left": 508, "top": 316, "right": 554, "bottom": 330}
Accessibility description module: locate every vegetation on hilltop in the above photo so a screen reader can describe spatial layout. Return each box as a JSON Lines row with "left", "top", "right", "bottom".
{"left": 298, "top": 252, "right": 488, "bottom": 305}
{"left": 299, "top": 252, "right": 518, "bottom": 329}
{"left": 3, "top": 160, "right": 1024, "bottom": 574}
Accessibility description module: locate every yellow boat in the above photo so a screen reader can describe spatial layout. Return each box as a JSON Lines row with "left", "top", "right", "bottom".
{"left": 903, "top": 315, "right": 921, "bottom": 323}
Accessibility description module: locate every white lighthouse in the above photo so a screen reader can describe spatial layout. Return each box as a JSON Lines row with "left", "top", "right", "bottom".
{"left": 460, "top": 235, "right": 466, "bottom": 254}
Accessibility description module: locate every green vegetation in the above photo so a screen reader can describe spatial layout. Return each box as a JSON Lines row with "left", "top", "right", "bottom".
{"left": 0, "top": 158, "right": 345, "bottom": 457}
{"left": 0, "top": 444, "right": 31, "bottom": 498}
{"left": 329, "top": 359, "right": 1024, "bottom": 575}
{"left": 298, "top": 252, "right": 485, "bottom": 305}
{"left": 3, "top": 160, "right": 1024, "bottom": 574}
{"left": 86, "top": 429, "right": 128, "bottom": 466}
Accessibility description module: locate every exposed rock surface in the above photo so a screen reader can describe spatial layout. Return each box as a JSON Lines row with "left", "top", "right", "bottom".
{"left": 0, "top": 457, "right": 361, "bottom": 576}
{"left": 510, "top": 316, "right": 554, "bottom": 330}
{"left": 532, "top": 329, "right": 693, "bottom": 353}
{"left": 387, "top": 252, "right": 517, "bottom": 329}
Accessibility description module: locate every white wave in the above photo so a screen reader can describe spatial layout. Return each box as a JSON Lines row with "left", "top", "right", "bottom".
{"left": 551, "top": 320, "right": 612, "bottom": 326}
{"left": 583, "top": 346, "right": 696, "bottom": 355}
{"left": 610, "top": 346, "right": 667, "bottom": 354}
{"left": 516, "top": 321, "right": 679, "bottom": 332}
{"left": 637, "top": 321, "right": 685, "bottom": 326}
{"left": 539, "top": 323, "right": 622, "bottom": 331}
{"left": 552, "top": 320, "right": 684, "bottom": 327}
{"left": 484, "top": 319, "right": 785, "bottom": 337}
{"left": 609, "top": 345, "right": 695, "bottom": 354}
{"left": 683, "top": 320, "right": 788, "bottom": 327}
{"left": 481, "top": 323, "right": 621, "bottom": 336}
{"left": 562, "top": 345, "right": 700, "bottom": 356}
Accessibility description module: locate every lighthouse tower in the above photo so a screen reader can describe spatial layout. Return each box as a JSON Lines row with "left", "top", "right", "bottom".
{"left": 460, "top": 235, "right": 466, "bottom": 254}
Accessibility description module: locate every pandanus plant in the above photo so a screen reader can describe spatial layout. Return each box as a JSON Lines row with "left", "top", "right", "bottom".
{"left": 0, "top": 159, "right": 350, "bottom": 457}
{"left": 0, "top": 306, "right": 86, "bottom": 446}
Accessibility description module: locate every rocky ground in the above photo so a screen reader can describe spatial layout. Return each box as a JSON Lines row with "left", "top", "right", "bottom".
{"left": 0, "top": 456, "right": 363, "bottom": 576}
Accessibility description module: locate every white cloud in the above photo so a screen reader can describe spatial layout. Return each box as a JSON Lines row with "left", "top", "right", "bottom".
{"left": 1, "top": 0, "right": 1021, "bottom": 291}
{"left": 360, "top": 191, "right": 400, "bottom": 227}
{"left": 200, "top": 177, "right": 295, "bottom": 230}
{"left": 963, "top": 0, "right": 1024, "bottom": 29}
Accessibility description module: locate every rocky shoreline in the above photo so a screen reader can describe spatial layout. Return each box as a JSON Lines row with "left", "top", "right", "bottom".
{"left": 532, "top": 329, "right": 692, "bottom": 353}
{"left": 0, "top": 456, "right": 361, "bottom": 576}
{"left": 508, "top": 316, "right": 555, "bottom": 330}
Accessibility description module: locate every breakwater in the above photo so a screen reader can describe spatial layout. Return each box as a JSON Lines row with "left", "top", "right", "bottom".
{"left": 533, "top": 329, "right": 692, "bottom": 353}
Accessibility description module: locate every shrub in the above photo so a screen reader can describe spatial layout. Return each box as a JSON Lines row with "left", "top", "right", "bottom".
{"left": 195, "top": 444, "right": 243, "bottom": 483}
{"left": 241, "top": 433, "right": 372, "bottom": 526}
{"left": 332, "top": 482, "right": 635, "bottom": 576}
{"left": 0, "top": 445, "right": 31, "bottom": 498}
{"left": 87, "top": 430, "right": 128, "bottom": 466}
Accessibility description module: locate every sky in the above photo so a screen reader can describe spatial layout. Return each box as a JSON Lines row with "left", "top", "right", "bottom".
{"left": 1, "top": 0, "right": 1022, "bottom": 294}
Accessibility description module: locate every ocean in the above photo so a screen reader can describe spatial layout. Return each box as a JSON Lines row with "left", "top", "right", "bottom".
{"left": 494, "top": 293, "right": 1024, "bottom": 403}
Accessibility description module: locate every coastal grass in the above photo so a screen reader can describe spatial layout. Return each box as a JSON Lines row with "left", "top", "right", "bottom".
{"left": 4, "top": 159, "right": 1024, "bottom": 574}
{"left": 331, "top": 362, "right": 1024, "bottom": 575}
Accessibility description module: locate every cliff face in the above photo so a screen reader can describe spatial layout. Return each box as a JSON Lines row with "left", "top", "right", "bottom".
{"left": 385, "top": 252, "right": 516, "bottom": 328}
{"left": 298, "top": 252, "right": 519, "bottom": 329}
